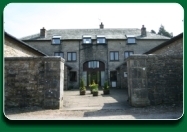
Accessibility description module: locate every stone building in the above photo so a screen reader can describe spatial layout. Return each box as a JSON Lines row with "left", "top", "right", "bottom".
{"left": 4, "top": 32, "right": 65, "bottom": 109}
{"left": 21, "top": 24, "right": 170, "bottom": 89}
{"left": 126, "top": 33, "right": 183, "bottom": 106}
{"left": 4, "top": 32, "right": 46, "bottom": 57}
{"left": 144, "top": 33, "right": 183, "bottom": 56}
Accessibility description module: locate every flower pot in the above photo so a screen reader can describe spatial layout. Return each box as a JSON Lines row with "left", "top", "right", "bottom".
{"left": 93, "top": 91, "right": 98, "bottom": 96}
{"left": 103, "top": 89, "right": 110, "bottom": 95}
{"left": 80, "top": 90, "right": 86, "bottom": 95}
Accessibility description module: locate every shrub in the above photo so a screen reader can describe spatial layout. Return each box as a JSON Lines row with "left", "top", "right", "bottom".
{"left": 103, "top": 81, "right": 109, "bottom": 90}
{"left": 89, "top": 80, "right": 98, "bottom": 91}
{"left": 80, "top": 78, "right": 86, "bottom": 92}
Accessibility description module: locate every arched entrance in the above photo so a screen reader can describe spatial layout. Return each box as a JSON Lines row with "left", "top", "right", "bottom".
{"left": 83, "top": 61, "right": 105, "bottom": 86}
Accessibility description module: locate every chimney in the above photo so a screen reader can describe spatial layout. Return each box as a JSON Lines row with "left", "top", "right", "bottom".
{"left": 100, "top": 22, "right": 104, "bottom": 29}
{"left": 40, "top": 27, "right": 46, "bottom": 38}
{"left": 141, "top": 25, "right": 146, "bottom": 37}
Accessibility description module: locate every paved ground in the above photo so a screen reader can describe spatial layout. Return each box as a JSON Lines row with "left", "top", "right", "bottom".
{"left": 5, "top": 89, "right": 183, "bottom": 120}
{"left": 63, "top": 89, "right": 128, "bottom": 110}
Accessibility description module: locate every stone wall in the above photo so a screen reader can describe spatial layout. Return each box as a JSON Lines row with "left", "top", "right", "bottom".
{"left": 5, "top": 57, "right": 65, "bottom": 109}
{"left": 149, "top": 37, "right": 183, "bottom": 56}
{"left": 127, "top": 54, "right": 183, "bottom": 107}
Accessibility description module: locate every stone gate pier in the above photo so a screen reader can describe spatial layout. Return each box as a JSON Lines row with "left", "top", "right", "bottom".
{"left": 127, "top": 54, "right": 183, "bottom": 107}
{"left": 5, "top": 57, "right": 64, "bottom": 109}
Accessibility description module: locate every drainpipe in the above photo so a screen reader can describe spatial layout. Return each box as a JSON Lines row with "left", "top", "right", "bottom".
{"left": 79, "top": 40, "right": 80, "bottom": 88}
{"left": 107, "top": 40, "right": 109, "bottom": 84}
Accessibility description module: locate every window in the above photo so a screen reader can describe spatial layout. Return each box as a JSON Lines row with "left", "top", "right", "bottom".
{"left": 67, "top": 52, "right": 76, "bottom": 61}
{"left": 97, "top": 35, "right": 106, "bottom": 44}
{"left": 70, "top": 71, "right": 77, "bottom": 82}
{"left": 88, "top": 61, "right": 99, "bottom": 68}
{"left": 82, "top": 35, "right": 92, "bottom": 44}
{"left": 110, "top": 51, "right": 119, "bottom": 61}
{"left": 52, "top": 36, "right": 61, "bottom": 45}
{"left": 83, "top": 38, "right": 92, "bottom": 44}
{"left": 110, "top": 71, "right": 117, "bottom": 81}
{"left": 127, "top": 38, "right": 136, "bottom": 44}
{"left": 54, "top": 52, "right": 64, "bottom": 58}
{"left": 125, "top": 51, "right": 134, "bottom": 58}
{"left": 126, "top": 35, "right": 136, "bottom": 44}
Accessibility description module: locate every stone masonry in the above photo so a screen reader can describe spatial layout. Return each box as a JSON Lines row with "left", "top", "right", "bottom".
{"left": 24, "top": 39, "right": 167, "bottom": 88}
{"left": 150, "top": 37, "right": 183, "bottom": 56}
{"left": 127, "top": 54, "right": 183, "bottom": 107}
{"left": 5, "top": 57, "right": 65, "bottom": 109}
{"left": 5, "top": 32, "right": 45, "bottom": 57}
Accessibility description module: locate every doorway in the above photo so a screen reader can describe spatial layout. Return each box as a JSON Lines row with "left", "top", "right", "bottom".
{"left": 83, "top": 61, "right": 105, "bottom": 86}
{"left": 90, "top": 71, "right": 98, "bottom": 84}
{"left": 110, "top": 71, "right": 117, "bottom": 88}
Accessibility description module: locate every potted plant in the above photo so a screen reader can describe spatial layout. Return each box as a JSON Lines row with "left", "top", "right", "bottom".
{"left": 89, "top": 80, "right": 99, "bottom": 96}
{"left": 103, "top": 81, "right": 110, "bottom": 95}
{"left": 89, "top": 80, "right": 96, "bottom": 94}
{"left": 79, "top": 78, "right": 86, "bottom": 95}
{"left": 92, "top": 87, "right": 99, "bottom": 96}
{"left": 93, "top": 80, "right": 99, "bottom": 96}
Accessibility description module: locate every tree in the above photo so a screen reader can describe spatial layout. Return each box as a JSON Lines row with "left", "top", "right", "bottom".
{"left": 157, "top": 25, "right": 173, "bottom": 38}
{"left": 151, "top": 30, "right": 156, "bottom": 34}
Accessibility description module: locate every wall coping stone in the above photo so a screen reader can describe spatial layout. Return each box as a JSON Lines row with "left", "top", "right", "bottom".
{"left": 127, "top": 54, "right": 182, "bottom": 61}
{"left": 5, "top": 56, "right": 65, "bottom": 62}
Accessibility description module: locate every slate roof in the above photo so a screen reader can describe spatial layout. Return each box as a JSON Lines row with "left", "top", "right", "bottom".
{"left": 21, "top": 28, "right": 170, "bottom": 40}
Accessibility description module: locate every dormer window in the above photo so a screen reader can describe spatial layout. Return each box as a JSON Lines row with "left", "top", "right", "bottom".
{"left": 126, "top": 35, "right": 136, "bottom": 44}
{"left": 52, "top": 36, "right": 61, "bottom": 45}
{"left": 82, "top": 35, "right": 92, "bottom": 44}
{"left": 97, "top": 35, "right": 106, "bottom": 44}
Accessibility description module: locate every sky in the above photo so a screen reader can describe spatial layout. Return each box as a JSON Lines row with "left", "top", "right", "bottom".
{"left": 4, "top": 3, "right": 184, "bottom": 38}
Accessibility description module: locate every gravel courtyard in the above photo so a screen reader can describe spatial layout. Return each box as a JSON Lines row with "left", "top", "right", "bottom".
{"left": 5, "top": 89, "right": 183, "bottom": 120}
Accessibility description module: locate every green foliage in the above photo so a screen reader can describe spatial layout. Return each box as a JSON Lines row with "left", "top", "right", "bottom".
{"left": 92, "top": 88, "right": 98, "bottom": 92}
{"left": 157, "top": 25, "right": 173, "bottom": 38}
{"left": 79, "top": 78, "right": 86, "bottom": 91}
{"left": 89, "top": 80, "right": 98, "bottom": 91}
{"left": 151, "top": 30, "right": 156, "bottom": 34}
{"left": 103, "top": 81, "right": 109, "bottom": 90}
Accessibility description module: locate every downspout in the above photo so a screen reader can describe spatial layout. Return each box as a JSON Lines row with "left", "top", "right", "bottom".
{"left": 79, "top": 40, "right": 80, "bottom": 88}
{"left": 107, "top": 40, "right": 109, "bottom": 84}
